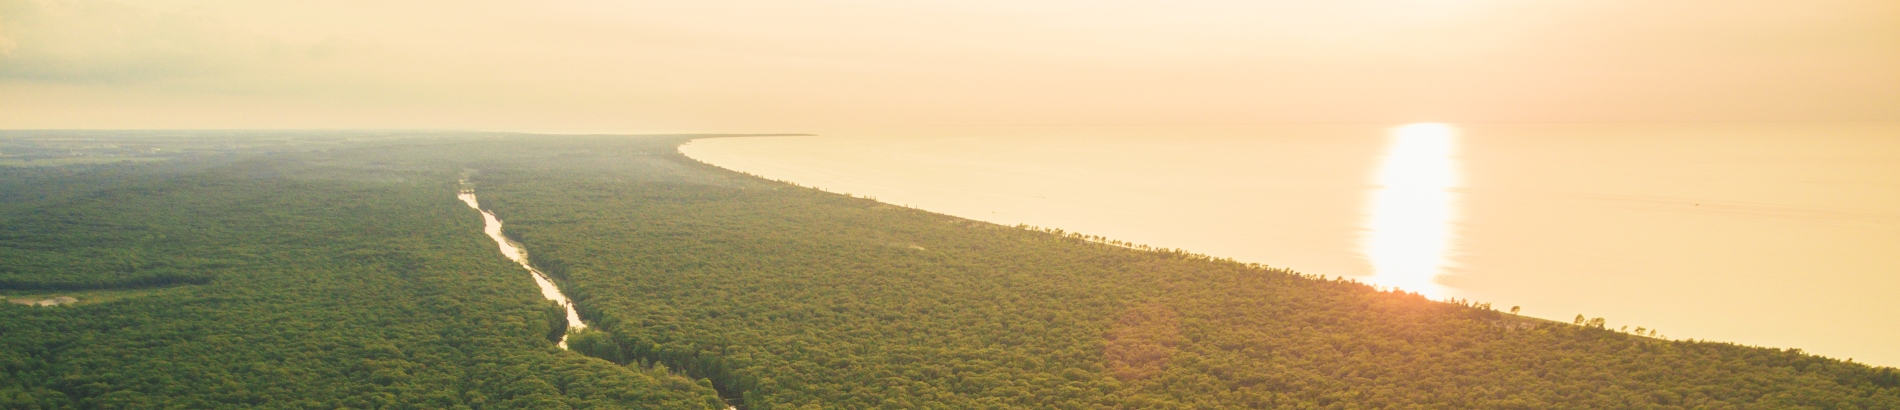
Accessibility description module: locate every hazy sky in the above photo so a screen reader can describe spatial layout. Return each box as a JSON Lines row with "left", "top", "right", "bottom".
{"left": 2, "top": 0, "right": 1896, "bottom": 130}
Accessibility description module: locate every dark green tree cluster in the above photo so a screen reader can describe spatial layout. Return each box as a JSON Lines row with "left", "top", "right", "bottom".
{"left": 463, "top": 136, "right": 1899, "bottom": 409}
{"left": 1, "top": 142, "right": 723, "bottom": 409}
{"left": 0, "top": 166, "right": 221, "bottom": 291}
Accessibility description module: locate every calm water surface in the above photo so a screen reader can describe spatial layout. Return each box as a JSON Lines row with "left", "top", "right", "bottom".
{"left": 459, "top": 189, "right": 586, "bottom": 348}
{"left": 682, "top": 123, "right": 1900, "bottom": 366}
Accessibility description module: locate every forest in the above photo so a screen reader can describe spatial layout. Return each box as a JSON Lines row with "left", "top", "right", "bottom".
{"left": 0, "top": 133, "right": 724, "bottom": 409}
{"left": 3, "top": 131, "right": 1896, "bottom": 409}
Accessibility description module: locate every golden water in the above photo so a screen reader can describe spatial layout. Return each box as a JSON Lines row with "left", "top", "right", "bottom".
{"left": 682, "top": 122, "right": 1900, "bottom": 366}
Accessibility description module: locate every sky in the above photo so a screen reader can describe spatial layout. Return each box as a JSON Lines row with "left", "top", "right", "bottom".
{"left": 1, "top": 0, "right": 1897, "bottom": 131}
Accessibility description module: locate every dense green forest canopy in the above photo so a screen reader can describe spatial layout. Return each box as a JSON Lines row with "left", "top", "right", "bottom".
{"left": 0, "top": 132, "right": 724, "bottom": 409}
{"left": 3, "top": 131, "right": 1895, "bottom": 409}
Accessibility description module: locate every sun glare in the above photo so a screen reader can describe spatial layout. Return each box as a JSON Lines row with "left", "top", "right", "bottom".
{"left": 1361, "top": 123, "right": 1460, "bottom": 298}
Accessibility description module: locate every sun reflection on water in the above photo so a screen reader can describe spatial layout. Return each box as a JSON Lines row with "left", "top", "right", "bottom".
{"left": 1361, "top": 123, "right": 1460, "bottom": 298}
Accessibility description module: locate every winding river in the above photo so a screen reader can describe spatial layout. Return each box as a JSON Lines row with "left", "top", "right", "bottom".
{"left": 460, "top": 187, "right": 744, "bottom": 409}
{"left": 458, "top": 189, "right": 587, "bottom": 348}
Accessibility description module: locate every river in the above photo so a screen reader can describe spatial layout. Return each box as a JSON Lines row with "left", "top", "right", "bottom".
{"left": 458, "top": 188, "right": 587, "bottom": 348}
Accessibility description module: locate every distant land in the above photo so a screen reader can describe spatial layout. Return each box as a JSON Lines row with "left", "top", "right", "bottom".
{"left": 2, "top": 131, "right": 1894, "bottom": 409}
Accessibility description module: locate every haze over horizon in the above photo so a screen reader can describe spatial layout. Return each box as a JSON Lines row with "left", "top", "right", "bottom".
{"left": 3, "top": 0, "right": 1897, "bottom": 131}
{"left": 8, "top": 2, "right": 1900, "bottom": 407}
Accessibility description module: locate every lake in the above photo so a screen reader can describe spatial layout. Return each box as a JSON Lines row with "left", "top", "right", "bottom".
{"left": 681, "top": 122, "right": 1900, "bottom": 367}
